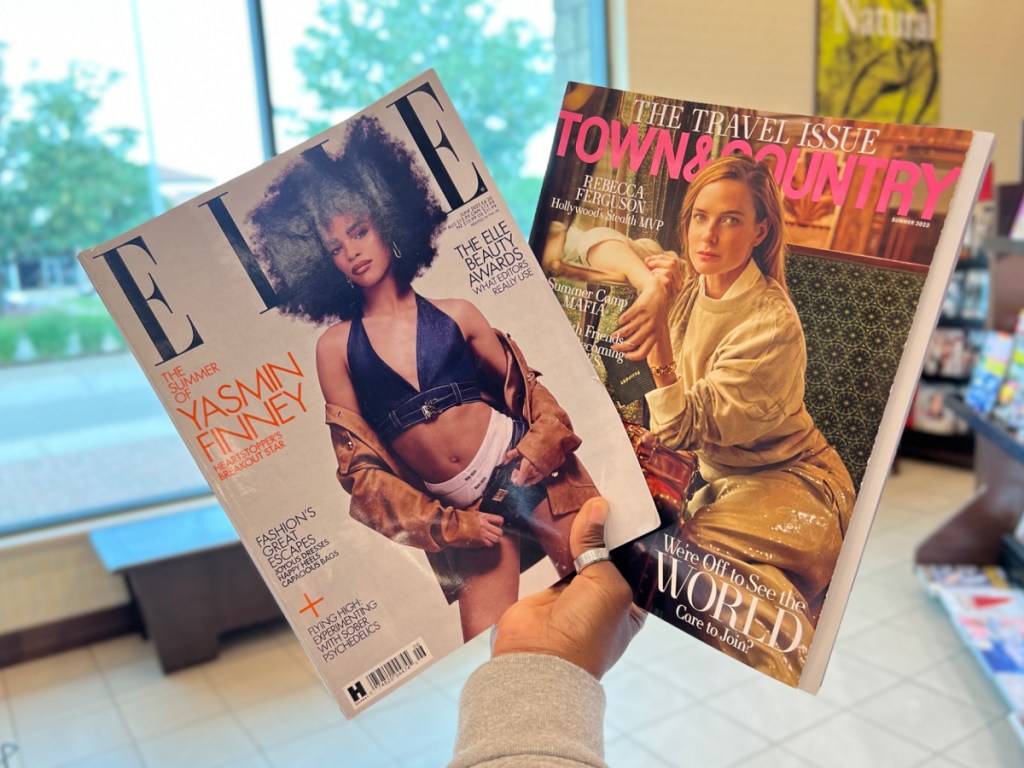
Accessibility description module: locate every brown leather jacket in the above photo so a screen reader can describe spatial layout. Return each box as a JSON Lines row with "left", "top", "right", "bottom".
{"left": 324, "top": 331, "right": 597, "bottom": 557}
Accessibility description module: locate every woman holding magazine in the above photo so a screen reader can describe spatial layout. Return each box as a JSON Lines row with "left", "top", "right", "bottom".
{"left": 247, "top": 117, "right": 594, "bottom": 641}
{"left": 612, "top": 154, "right": 856, "bottom": 683}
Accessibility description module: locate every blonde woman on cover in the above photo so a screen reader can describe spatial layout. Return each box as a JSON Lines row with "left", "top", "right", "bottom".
{"left": 618, "top": 154, "right": 856, "bottom": 682}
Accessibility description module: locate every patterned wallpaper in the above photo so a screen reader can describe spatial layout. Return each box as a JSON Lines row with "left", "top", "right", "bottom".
{"left": 788, "top": 251, "right": 925, "bottom": 490}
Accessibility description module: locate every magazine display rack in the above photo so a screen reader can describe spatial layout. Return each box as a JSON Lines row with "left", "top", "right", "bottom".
{"left": 899, "top": 253, "right": 986, "bottom": 466}
{"left": 915, "top": 394, "right": 1024, "bottom": 565}
{"left": 915, "top": 242, "right": 1024, "bottom": 565}
{"left": 915, "top": 241, "right": 1024, "bottom": 744}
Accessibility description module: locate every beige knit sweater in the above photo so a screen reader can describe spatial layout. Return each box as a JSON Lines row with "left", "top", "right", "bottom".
{"left": 646, "top": 263, "right": 826, "bottom": 482}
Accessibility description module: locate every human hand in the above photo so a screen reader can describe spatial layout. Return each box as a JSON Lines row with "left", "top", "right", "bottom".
{"left": 612, "top": 278, "right": 668, "bottom": 361}
{"left": 491, "top": 497, "right": 645, "bottom": 679}
{"left": 504, "top": 449, "right": 545, "bottom": 487}
{"left": 465, "top": 511, "right": 505, "bottom": 547}
{"left": 645, "top": 251, "right": 684, "bottom": 298}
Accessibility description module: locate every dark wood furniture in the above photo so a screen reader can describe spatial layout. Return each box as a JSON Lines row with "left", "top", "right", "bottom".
{"left": 916, "top": 395, "right": 1024, "bottom": 564}
{"left": 90, "top": 503, "right": 282, "bottom": 672}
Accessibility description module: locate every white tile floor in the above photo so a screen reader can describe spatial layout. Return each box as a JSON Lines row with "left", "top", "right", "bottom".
{"left": 2, "top": 459, "right": 1024, "bottom": 767}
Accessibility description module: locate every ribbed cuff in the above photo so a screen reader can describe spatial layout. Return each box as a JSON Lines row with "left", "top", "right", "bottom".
{"left": 645, "top": 379, "right": 686, "bottom": 435}
{"left": 449, "top": 653, "right": 607, "bottom": 767}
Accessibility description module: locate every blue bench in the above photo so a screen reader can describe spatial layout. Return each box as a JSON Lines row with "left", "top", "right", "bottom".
{"left": 90, "top": 503, "right": 282, "bottom": 672}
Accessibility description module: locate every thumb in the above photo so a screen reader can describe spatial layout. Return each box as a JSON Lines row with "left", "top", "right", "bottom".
{"left": 570, "top": 497, "right": 609, "bottom": 560}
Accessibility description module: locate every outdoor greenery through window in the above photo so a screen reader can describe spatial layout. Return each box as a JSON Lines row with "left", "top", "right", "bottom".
{"left": 0, "top": 0, "right": 605, "bottom": 533}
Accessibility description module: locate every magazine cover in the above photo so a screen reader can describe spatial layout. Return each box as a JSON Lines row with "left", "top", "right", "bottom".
{"left": 965, "top": 330, "right": 1014, "bottom": 416}
{"left": 938, "top": 587, "right": 1024, "bottom": 711}
{"left": 528, "top": 82, "right": 994, "bottom": 691}
{"left": 911, "top": 381, "right": 968, "bottom": 436}
{"left": 993, "top": 309, "right": 1024, "bottom": 435}
{"left": 77, "top": 71, "right": 659, "bottom": 718}
{"left": 923, "top": 327, "right": 975, "bottom": 380}
{"left": 916, "top": 563, "right": 1010, "bottom": 595}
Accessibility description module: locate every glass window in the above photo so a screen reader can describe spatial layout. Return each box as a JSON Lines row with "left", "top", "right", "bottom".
{"left": 0, "top": 0, "right": 606, "bottom": 534}
{"left": 0, "top": 1, "right": 262, "bottom": 533}
{"left": 260, "top": 0, "right": 607, "bottom": 233}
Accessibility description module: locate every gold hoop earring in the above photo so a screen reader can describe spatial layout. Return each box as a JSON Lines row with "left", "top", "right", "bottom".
{"left": 392, "top": 242, "right": 402, "bottom": 260}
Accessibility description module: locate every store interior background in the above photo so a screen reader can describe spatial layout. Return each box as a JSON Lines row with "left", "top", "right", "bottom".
{"left": 3, "top": 1, "right": 1024, "bottom": 766}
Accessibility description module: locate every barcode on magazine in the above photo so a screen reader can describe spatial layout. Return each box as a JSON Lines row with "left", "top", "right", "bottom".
{"left": 344, "top": 638, "right": 432, "bottom": 708}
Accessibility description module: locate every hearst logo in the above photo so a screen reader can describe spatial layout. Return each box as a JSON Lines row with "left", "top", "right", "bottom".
{"left": 833, "top": 0, "right": 937, "bottom": 43}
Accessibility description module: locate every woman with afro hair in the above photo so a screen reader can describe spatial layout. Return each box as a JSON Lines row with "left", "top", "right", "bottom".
{"left": 248, "top": 117, "right": 595, "bottom": 640}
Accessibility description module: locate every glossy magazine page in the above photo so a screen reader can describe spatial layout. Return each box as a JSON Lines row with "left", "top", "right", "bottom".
{"left": 528, "top": 82, "right": 994, "bottom": 691}
{"left": 78, "top": 71, "right": 658, "bottom": 718}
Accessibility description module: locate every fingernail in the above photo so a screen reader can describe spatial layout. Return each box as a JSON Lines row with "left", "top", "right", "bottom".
{"left": 585, "top": 497, "right": 609, "bottom": 525}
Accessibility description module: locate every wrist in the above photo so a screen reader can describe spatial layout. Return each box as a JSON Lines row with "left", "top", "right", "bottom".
{"left": 455, "top": 655, "right": 606, "bottom": 766}
{"left": 648, "top": 335, "right": 677, "bottom": 383}
{"left": 636, "top": 270, "right": 658, "bottom": 292}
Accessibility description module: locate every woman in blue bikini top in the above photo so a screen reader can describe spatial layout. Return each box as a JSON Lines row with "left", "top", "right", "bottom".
{"left": 346, "top": 292, "right": 492, "bottom": 446}
{"left": 247, "top": 117, "right": 580, "bottom": 641}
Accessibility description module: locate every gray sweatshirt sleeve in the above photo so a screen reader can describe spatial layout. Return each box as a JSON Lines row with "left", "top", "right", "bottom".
{"left": 448, "top": 653, "right": 608, "bottom": 768}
